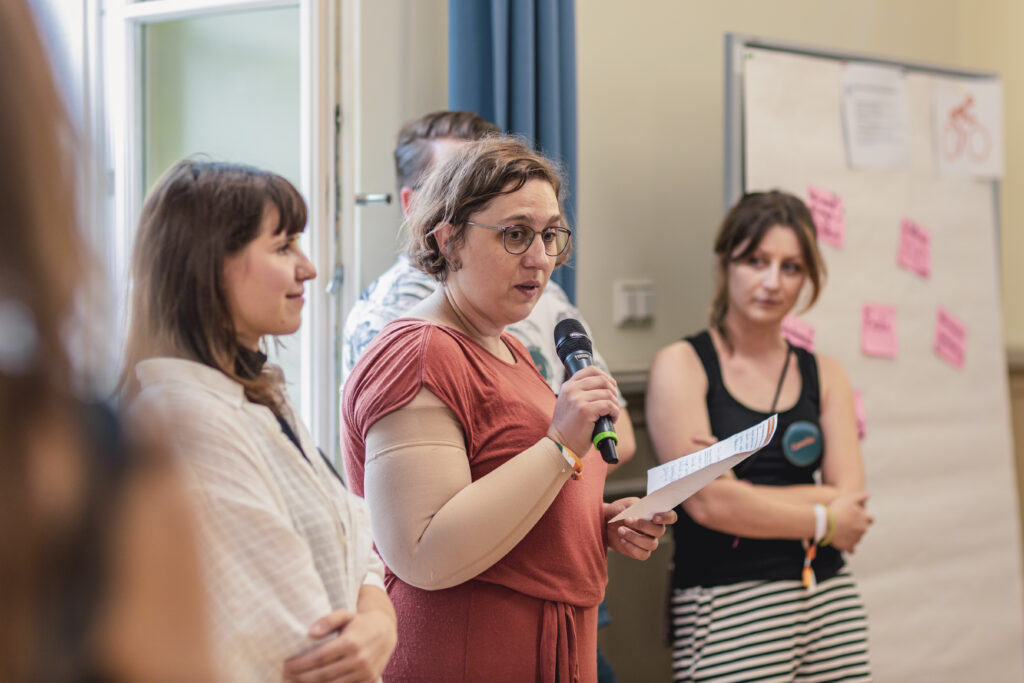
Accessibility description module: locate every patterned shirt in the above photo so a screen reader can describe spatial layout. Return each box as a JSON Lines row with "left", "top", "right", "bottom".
{"left": 341, "top": 255, "right": 624, "bottom": 404}
{"left": 134, "top": 358, "right": 385, "bottom": 682}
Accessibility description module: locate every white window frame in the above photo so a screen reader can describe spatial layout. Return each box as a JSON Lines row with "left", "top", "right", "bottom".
{"left": 103, "top": 0, "right": 342, "bottom": 454}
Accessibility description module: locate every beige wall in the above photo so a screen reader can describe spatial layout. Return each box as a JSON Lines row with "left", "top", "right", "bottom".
{"left": 355, "top": 1, "right": 1024, "bottom": 365}
{"left": 360, "top": 1, "right": 1024, "bottom": 360}
{"left": 959, "top": 0, "right": 1024, "bottom": 350}
{"left": 575, "top": 0, "right": 976, "bottom": 372}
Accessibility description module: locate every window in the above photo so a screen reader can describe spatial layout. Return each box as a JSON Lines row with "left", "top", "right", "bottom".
{"left": 106, "top": 0, "right": 342, "bottom": 455}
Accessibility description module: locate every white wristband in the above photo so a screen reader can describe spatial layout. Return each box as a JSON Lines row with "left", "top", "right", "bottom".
{"left": 813, "top": 504, "right": 827, "bottom": 543}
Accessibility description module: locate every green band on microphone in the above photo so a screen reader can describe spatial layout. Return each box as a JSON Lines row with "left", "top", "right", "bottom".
{"left": 592, "top": 431, "right": 618, "bottom": 447}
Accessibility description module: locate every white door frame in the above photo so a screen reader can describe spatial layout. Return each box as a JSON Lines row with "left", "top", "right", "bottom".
{"left": 104, "top": 0, "right": 341, "bottom": 453}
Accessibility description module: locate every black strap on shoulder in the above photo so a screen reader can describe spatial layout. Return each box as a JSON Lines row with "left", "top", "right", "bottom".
{"left": 275, "top": 414, "right": 309, "bottom": 463}
{"left": 791, "top": 345, "right": 821, "bottom": 411}
{"left": 685, "top": 330, "right": 723, "bottom": 400}
{"left": 317, "top": 448, "right": 347, "bottom": 488}
{"left": 768, "top": 345, "right": 794, "bottom": 414}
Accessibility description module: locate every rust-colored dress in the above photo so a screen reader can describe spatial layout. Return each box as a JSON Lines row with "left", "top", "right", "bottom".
{"left": 343, "top": 320, "right": 608, "bottom": 683}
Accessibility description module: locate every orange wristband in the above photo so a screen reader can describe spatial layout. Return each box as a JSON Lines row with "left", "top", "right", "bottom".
{"left": 552, "top": 440, "right": 584, "bottom": 480}
{"left": 802, "top": 541, "right": 818, "bottom": 592}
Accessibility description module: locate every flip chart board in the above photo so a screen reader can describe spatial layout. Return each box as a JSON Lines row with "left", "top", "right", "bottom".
{"left": 724, "top": 36, "right": 1022, "bottom": 681}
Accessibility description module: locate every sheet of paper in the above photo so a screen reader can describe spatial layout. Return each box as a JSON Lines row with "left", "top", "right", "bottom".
{"left": 609, "top": 415, "right": 778, "bottom": 523}
{"left": 861, "top": 303, "right": 898, "bottom": 358}
{"left": 841, "top": 62, "right": 911, "bottom": 168}
{"left": 935, "top": 306, "right": 967, "bottom": 369}
{"left": 781, "top": 315, "right": 815, "bottom": 352}
{"left": 932, "top": 77, "right": 1004, "bottom": 179}
{"left": 806, "top": 185, "right": 846, "bottom": 248}
{"left": 897, "top": 217, "right": 931, "bottom": 278}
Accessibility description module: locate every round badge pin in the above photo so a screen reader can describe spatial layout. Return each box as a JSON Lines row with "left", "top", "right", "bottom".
{"left": 782, "top": 420, "right": 822, "bottom": 467}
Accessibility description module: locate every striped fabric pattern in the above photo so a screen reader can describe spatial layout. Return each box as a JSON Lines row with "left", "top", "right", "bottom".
{"left": 671, "top": 572, "right": 871, "bottom": 682}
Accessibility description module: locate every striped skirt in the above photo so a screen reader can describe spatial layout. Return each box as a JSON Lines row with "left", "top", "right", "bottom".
{"left": 670, "top": 572, "right": 871, "bottom": 682}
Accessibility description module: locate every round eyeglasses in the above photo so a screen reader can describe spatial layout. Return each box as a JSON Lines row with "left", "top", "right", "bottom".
{"left": 465, "top": 221, "right": 572, "bottom": 256}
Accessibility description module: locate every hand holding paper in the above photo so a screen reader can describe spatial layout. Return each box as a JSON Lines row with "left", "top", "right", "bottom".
{"left": 605, "top": 498, "right": 675, "bottom": 561}
{"left": 609, "top": 415, "right": 778, "bottom": 523}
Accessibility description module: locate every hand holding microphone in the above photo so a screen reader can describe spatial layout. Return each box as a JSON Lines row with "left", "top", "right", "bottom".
{"left": 553, "top": 319, "right": 620, "bottom": 464}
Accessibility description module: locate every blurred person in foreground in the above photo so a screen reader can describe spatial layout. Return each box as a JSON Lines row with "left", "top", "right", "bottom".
{"left": 120, "top": 159, "right": 396, "bottom": 682}
{"left": 647, "top": 190, "right": 873, "bottom": 681}
{"left": 0, "top": 1, "right": 212, "bottom": 681}
{"left": 342, "top": 136, "right": 675, "bottom": 682}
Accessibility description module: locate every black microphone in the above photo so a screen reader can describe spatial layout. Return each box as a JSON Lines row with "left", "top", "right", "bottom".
{"left": 553, "top": 318, "right": 619, "bottom": 464}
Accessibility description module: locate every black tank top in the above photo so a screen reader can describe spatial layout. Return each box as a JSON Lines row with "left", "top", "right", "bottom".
{"left": 671, "top": 330, "right": 843, "bottom": 589}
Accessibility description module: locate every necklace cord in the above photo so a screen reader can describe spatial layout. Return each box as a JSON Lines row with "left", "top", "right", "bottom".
{"left": 769, "top": 346, "right": 793, "bottom": 414}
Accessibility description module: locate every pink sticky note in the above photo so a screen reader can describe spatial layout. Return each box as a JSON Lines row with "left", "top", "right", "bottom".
{"left": 852, "top": 389, "right": 867, "bottom": 441}
{"left": 934, "top": 307, "right": 967, "bottom": 369}
{"left": 861, "top": 304, "right": 898, "bottom": 358}
{"left": 781, "top": 315, "right": 815, "bottom": 352}
{"left": 898, "top": 217, "right": 931, "bottom": 278}
{"left": 807, "top": 185, "right": 846, "bottom": 248}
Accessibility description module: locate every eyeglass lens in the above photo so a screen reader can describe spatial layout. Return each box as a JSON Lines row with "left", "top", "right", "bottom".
{"left": 504, "top": 226, "right": 570, "bottom": 256}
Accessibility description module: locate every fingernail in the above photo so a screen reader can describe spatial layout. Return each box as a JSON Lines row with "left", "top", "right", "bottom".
{"left": 310, "top": 620, "right": 326, "bottom": 637}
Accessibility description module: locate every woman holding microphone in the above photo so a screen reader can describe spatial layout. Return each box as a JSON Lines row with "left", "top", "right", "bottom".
{"left": 343, "top": 136, "right": 675, "bottom": 682}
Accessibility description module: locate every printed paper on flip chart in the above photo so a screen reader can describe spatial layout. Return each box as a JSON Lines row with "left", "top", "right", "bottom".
{"left": 841, "top": 62, "right": 911, "bottom": 169}
{"left": 609, "top": 415, "right": 778, "bottom": 523}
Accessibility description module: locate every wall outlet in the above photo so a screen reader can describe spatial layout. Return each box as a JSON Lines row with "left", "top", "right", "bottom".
{"left": 613, "top": 279, "right": 655, "bottom": 327}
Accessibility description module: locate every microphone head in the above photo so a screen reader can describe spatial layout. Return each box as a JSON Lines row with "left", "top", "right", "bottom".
{"left": 554, "top": 318, "right": 592, "bottom": 363}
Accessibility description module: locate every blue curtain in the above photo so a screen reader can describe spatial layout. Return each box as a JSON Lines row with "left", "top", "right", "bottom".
{"left": 449, "top": 0, "right": 578, "bottom": 303}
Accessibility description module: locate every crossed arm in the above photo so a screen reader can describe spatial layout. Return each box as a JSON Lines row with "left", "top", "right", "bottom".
{"left": 645, "top": 341, "right": 871, "bottom": 551}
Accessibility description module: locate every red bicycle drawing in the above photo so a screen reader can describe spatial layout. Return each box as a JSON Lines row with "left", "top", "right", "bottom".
{"left": 943, "top": 94, "right": 991, "bottom": 163}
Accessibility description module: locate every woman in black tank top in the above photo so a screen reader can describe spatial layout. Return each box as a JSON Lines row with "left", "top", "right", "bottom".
{"left": 647, "top": 191, "right": 874, "bottom": 681}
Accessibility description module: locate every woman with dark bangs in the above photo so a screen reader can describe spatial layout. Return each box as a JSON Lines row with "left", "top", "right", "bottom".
{"left": 120, "top": 159, "right": 396, "bottom": 682}
{"left": 647, "top": 190, "right": 874, "bottom": 681}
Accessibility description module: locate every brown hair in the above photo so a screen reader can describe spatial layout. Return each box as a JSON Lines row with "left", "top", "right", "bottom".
{"left": 404, "top": 136, "right": 570, "bottom": 282}
{"left": 119, "top": 159, "right": 307, "bottom": 414}
{"left": 393, "top": 110, "right": 500, "bottom": 191}
{"left": 710, "top": 190, "right": 826, "bottom": 338}
{"left": 0, "top": 1, "right": 87, "bottom": 676}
